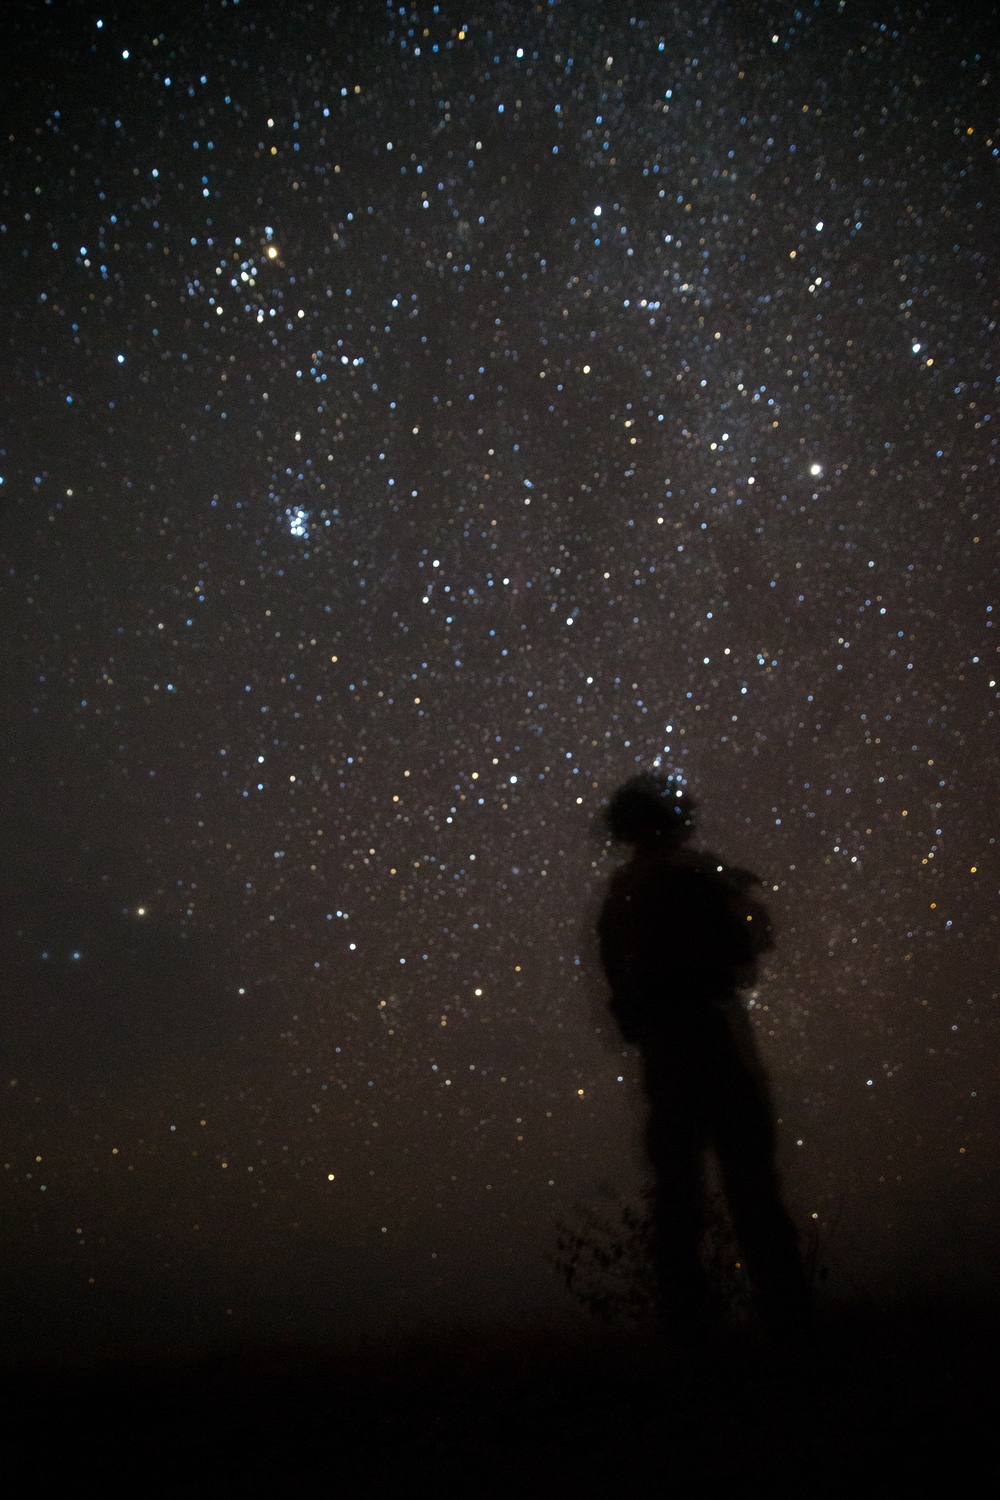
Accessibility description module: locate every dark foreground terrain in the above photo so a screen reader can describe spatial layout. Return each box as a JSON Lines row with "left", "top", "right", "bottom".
{"left": 5, "top": 1304, "right": 996, "bottom": 1496}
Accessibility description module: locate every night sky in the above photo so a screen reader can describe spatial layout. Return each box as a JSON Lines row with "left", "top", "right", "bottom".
{"left": 2, "top": 0, "right": 997, "bottom": 1361}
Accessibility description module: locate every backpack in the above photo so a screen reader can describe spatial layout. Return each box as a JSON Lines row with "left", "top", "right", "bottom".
{"left": 599, "top": 851, "right": 774, "bottom": 1036}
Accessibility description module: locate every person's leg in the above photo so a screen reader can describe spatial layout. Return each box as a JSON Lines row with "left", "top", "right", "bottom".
{"left": 717, "top": 1142, "right": 811, "bottom": 1335}
{"left": 708, "top": 1021, "right": 812, "bottom": 1336}
{"left": 644, "top": 1078, "right": 710, "bottom": 1344}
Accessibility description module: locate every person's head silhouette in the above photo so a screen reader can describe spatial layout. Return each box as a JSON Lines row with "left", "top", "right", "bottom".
{"left": 604, "top": 774, "right": 697, "bottom": 848}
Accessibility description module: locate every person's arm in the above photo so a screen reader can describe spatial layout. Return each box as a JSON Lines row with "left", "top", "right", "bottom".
{"left": 597, "top": 896, "right": 632, "bottom": 996}
{"left": 598, "top": 884, "right": 645, "bottom": 1040}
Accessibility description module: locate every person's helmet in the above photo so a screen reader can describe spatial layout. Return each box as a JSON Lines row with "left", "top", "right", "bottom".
{"left": 604, "top": 773, "right": 696, "bottom": 845}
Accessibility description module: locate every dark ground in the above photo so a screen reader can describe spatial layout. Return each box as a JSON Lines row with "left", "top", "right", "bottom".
{"left": 5, "top": 1302, "right": 996, "bottom": 1496}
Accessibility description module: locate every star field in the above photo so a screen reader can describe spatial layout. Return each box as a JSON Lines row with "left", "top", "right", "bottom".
{"left": 2, "top": 0, "right": 998, "bottom": 1356}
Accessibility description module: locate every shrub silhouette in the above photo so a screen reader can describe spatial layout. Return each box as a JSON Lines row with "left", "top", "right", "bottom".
{"left": 553, "top": 1189, "right": 834, "bottom": 1330}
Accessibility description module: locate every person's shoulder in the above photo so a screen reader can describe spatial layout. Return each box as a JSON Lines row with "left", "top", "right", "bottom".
{"left": 648, "top": 849, "right": 716, "bottom": 888}
{"left": 678, "top": 849, "right": 726, "bottom": 877}
{"left": 675, "top": 850, "right": 756, "bottom": 895}
{"left": 655, "top": 853, "right": 743, "bottom": 921}
{"left": 602, "top": 852, "right": 666, "bottom": 908}
{"left": 627, "top": 851, "right": 711, "bottom": 911}
{"left": 599, "top": 861, "right": 639, "bottom": 920}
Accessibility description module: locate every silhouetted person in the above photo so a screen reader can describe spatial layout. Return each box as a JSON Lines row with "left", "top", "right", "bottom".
{"left": 597, "top": 774, "right": 811, "bottom": 1343}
